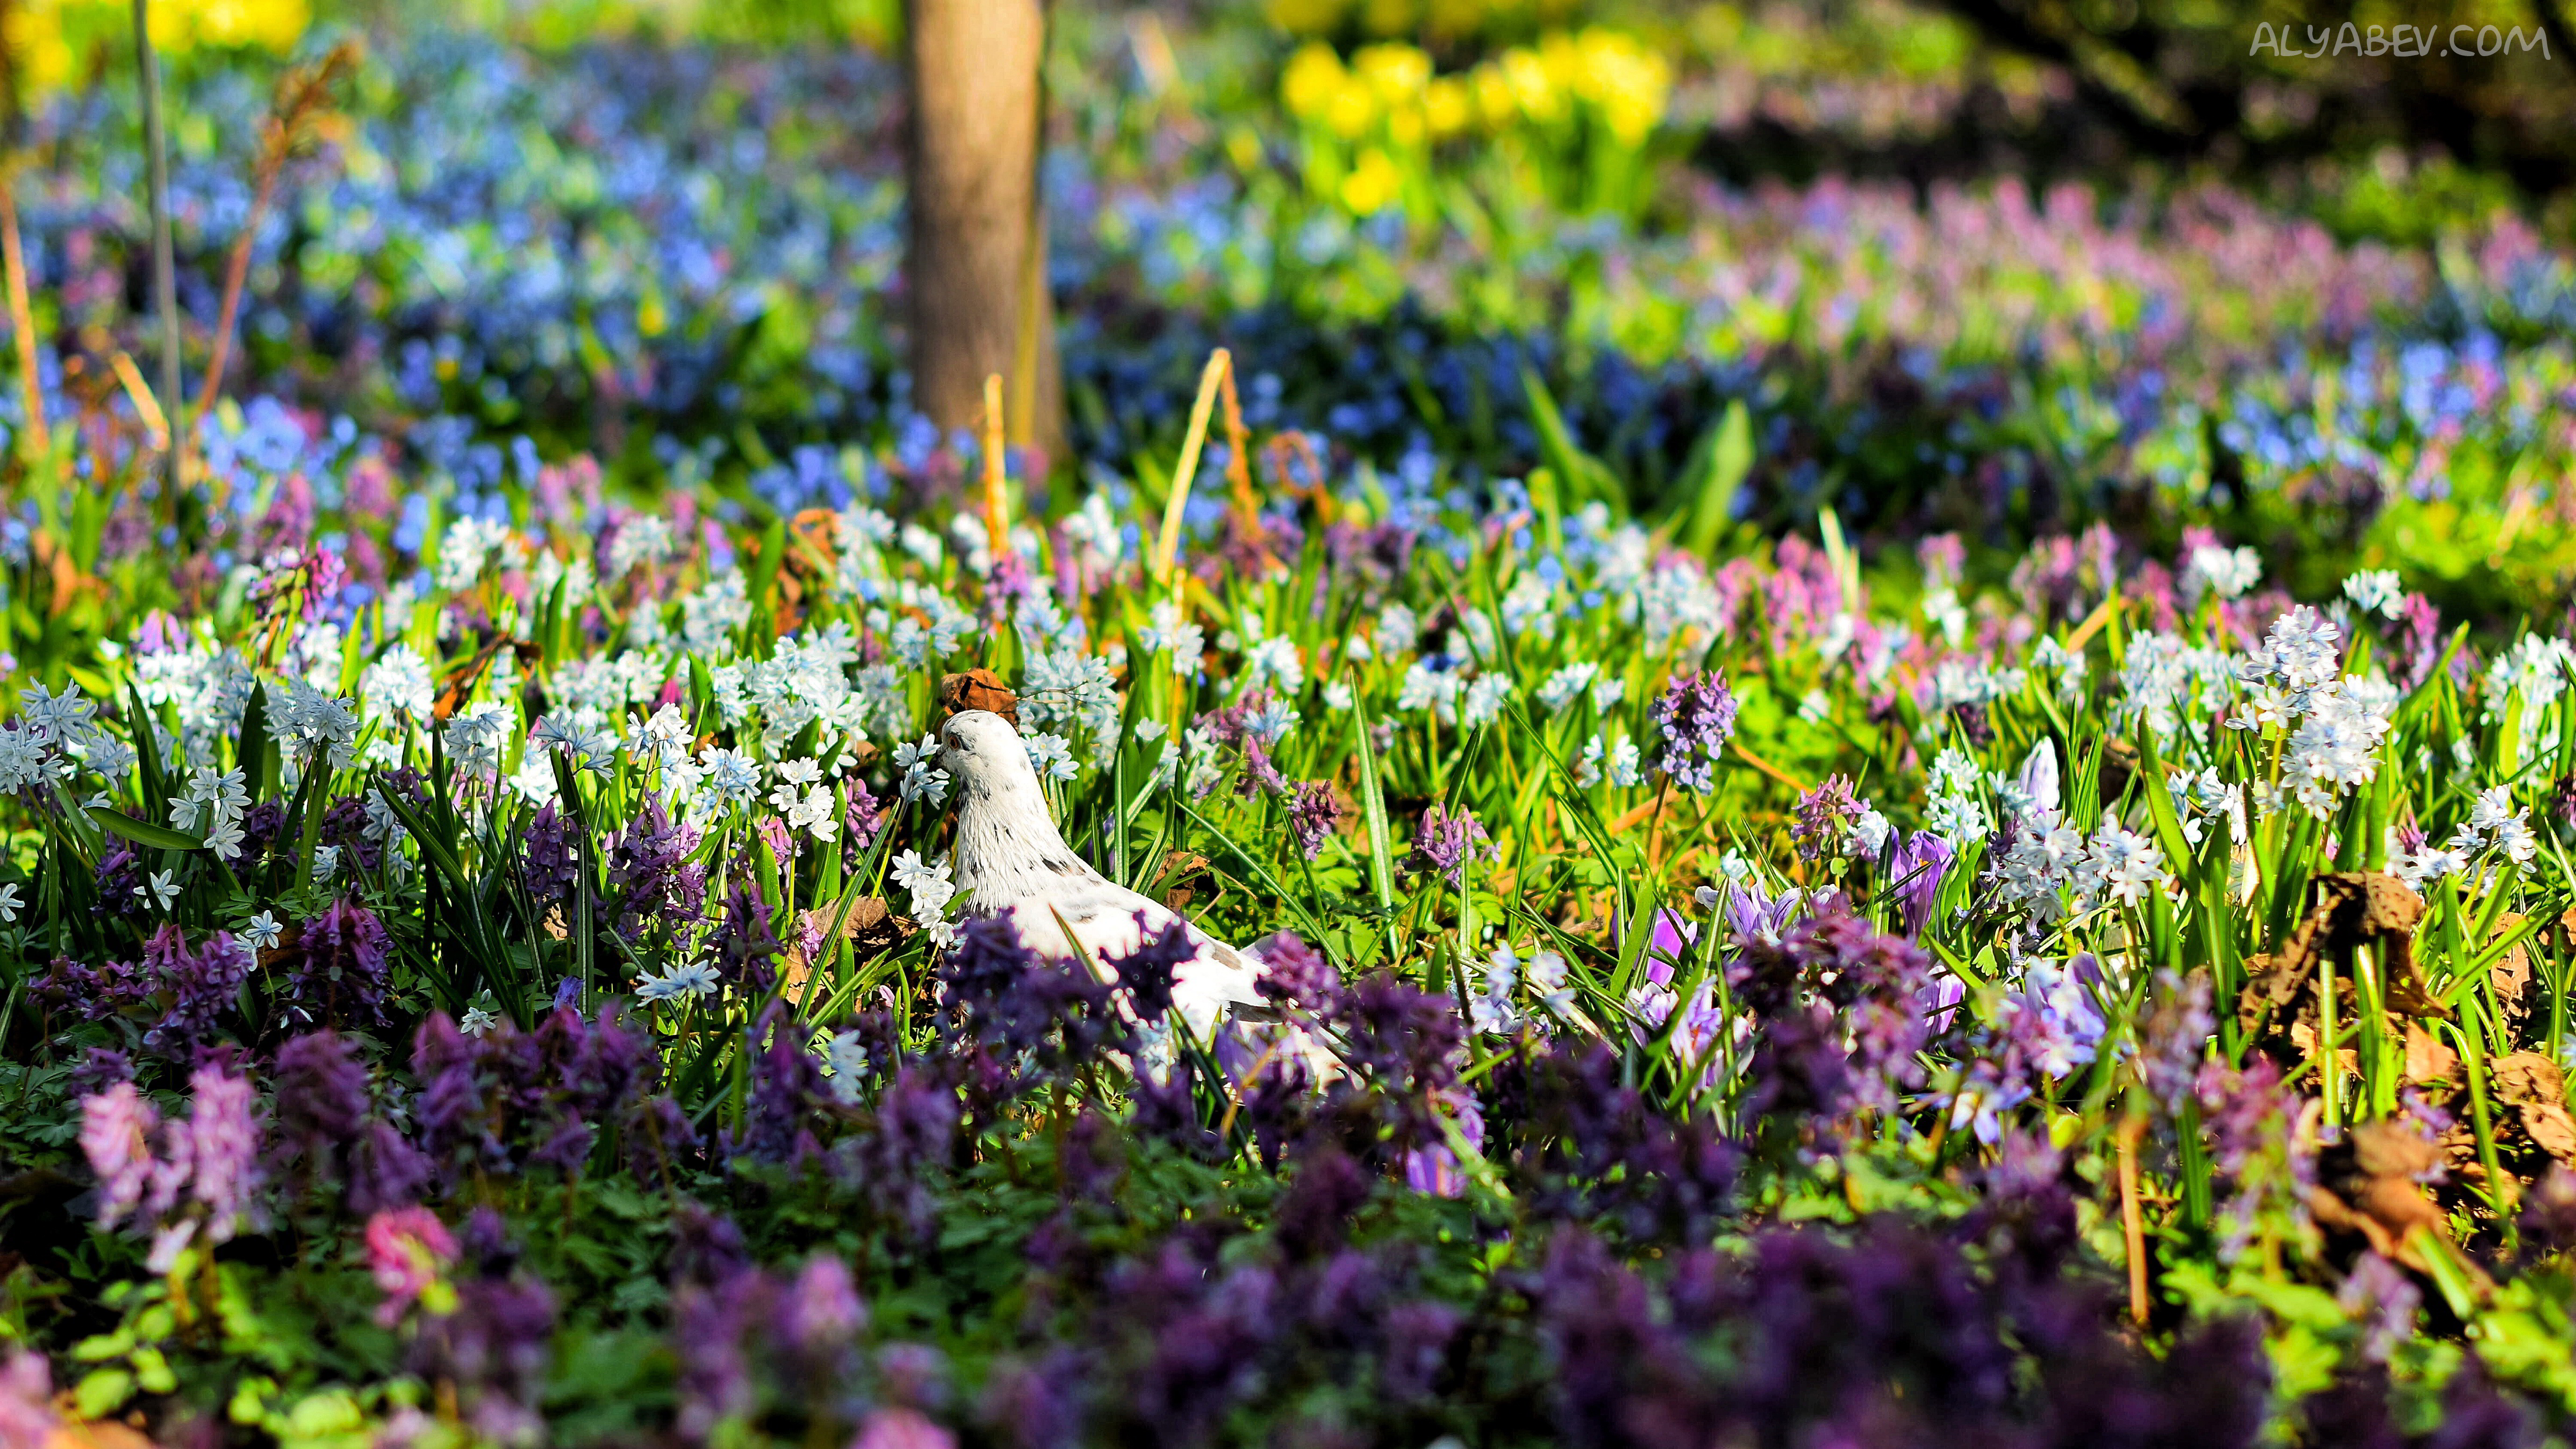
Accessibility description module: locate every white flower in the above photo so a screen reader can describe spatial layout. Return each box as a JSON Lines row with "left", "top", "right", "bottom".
{"left": 1023, "top": 732, "right": 1078, "bottom": 782}
{"left": 1852, "top": 808, "right": 1892, "bottom": 858}
{"left": 1524, "top": 950, "right": 1574, "bottom": 1014}
{"left": 822, "top": 1028, "right": 872, "bottom": 1105}
{"left": 786, "top": 784, "right": 840, "bottom": 842}
{"left": 2085, "top": 820, "right": 2169, "bottom": 907}
{"left": 143, "top": 870, "right": 180, "bottom": 912}
{"left": 460, "top": 1005, "right": 500, "bottom": 1037}
{"left": 1134, "top": 599, "right": 1206, "bottom": 678}
{"left": 236, "top": 911, "right": 283, "bottom": 952}
{"left": 2183, "top": 544, "right": 2261, "bottom": 600}
{"left": 638, "top": 960, "right": 722, "bottom": 1002}
{"left": 893, "top": 735, "right": 952, "bottom": 806}
{"left": 2342, "top": 569, "right": 2405, "bottom": 619}
{"left": 1537, "top": 664, "right": 1599, "bottom": 712}
{"left": 0, "top": 882, "right": 21, "bottom": 923}
{"left": 361, "top": 645, "right": 437, "bottom": 729}
{"left": 890, "top": 850, "right": 956, "bottom": 918}
{"left": 313, "top": 845, "right": 341, "bottom": 882}
{"left": 702, "top": 747, "right": 763, "bottom": 806}
{"left": 1461, "top": 674, "right": 1514, "bottom": 729}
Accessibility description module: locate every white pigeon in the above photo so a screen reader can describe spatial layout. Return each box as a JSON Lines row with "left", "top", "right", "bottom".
{"left": 938, "top": 709, "right": 1265, "bottom": 1034}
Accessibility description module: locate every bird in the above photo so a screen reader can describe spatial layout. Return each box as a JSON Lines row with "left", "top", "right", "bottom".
{"left": 937, "top": 708, "right": 1266, "bottom": 1034}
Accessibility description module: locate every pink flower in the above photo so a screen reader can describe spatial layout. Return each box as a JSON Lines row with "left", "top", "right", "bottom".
{"left": 0, "top": 1349, "right": 60, "bottom": 1448}
{"left": 179, "top": 1063, "right": 262, "bottom": 1245}
{"left": 849, "top": 1407, "right": 954, "bottom": 1449}
{"left": 366, "top": 1207, "right": 459, "bottom": 1326}
{"left": 78, "top": 1081, "right": 160, "bottom": 1230}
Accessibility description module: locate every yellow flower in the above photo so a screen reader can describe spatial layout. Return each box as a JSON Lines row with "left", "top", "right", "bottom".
{"left": 1572, "top": 28, "right": 1668, "bottom": 144}
{"left": 1338, "top": 146, "right": 1403, "bottom": 214}
{"left": 1352, "top": 43, "right": 1429, "bottom": 102}
{"left": 1422, "top": 77, "right": 1471, "bottom": 137}
{"left": 1281, "top": 42, "right": 1348, "bottom": 122}
{"left": 1472, "top": 66, "right": 1518, "bottom": 128}
{"left": 1499, "top": 46, "right": 1562, "bottom": 123}
{"left": 1325, "top": 74, "right": 1378, "bottom": 138}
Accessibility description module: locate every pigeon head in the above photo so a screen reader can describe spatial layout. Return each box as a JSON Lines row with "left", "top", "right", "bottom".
{"left": 938, "top": 710, "right": 1042, "bottom": 808}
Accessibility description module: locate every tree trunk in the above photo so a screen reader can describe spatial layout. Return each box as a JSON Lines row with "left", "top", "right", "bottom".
{"left": 905, "top": 0, "right": 1062, "bottom": 465}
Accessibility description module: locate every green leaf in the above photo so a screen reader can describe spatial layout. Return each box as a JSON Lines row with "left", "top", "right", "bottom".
{"left": 1680, "top": 399, "right": 1754, "bottom": 557}
{"left": 1521, "top": 367, "right": 1622, "bottom": 517}
{"left": 73, "top": 1367, "right": 134, "bottom": 1420}
{"left": 88, "top": 807, "right": 200, "bottom": 852}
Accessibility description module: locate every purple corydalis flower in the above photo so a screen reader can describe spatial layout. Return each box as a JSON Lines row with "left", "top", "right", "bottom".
{"left": 1790, "top": 775, "right": 1861, "bottom": 860}
{"left": 606, "top": 799, "right": 707, "bottom": 939}
{"left": 1410, "top": 803, "right": 1490, "bottom": 887}
{"left": 1253, "top": 932, "right": 1342, "bottom": 1015}
{"left": 144, "top": 925, "right": 249, "bottom": 1050}
{"left": 1653, "top": 672, "right": 1739, "bottom": 793}
{"left": 274, "top": 1030, "right": 371, "bottom": 1153}
{"left": 519, "top": 802, "right": 579, "bottom": 905}
{"left": 1286, "top": 780, "right": 1342, "bottom": 860}
{"left": 1105, "top": 914, "right": 1190, "bottom": 1023}
{"left": 286, "top": 899, "right": 392, "bottom": 1029}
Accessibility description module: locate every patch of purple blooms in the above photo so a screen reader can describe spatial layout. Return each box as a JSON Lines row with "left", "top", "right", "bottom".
{"left": 1652, "top": 670, "right": 1739, "bottom": 793}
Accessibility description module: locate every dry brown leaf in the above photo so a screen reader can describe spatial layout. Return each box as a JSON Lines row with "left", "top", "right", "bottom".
{"left": 2492, "top": 1052, "right": 2566, "bottom": 1108}
{"left": 939, "top": 668, "right": 1018, "bottom": 724}
{"left": 2404, "top": 1021, "right": 2461, "bottom": 1086}
{"left": 2524, "top": 1103, "right": 2576, "bottom": 1166}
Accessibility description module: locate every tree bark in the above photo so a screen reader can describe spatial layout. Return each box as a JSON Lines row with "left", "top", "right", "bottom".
{"left": 905, "top": 0, "right": 1062, "bottom": 463}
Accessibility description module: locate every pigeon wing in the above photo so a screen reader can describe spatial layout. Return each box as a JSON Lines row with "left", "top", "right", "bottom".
{"left": 987, "top": 865, "right": 1264, "bottom": 1031}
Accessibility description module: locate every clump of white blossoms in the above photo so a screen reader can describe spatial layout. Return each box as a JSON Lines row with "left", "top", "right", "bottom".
{"left": 2395, "top": 785, "right": 2537, "bottom": 890}
{"left": 1992, "top": 807, "right": 2173, "bottom": 921}
{"left": 2222, "top": 607, "right": 2394, "bottom": 820}
{"left": 266, "top": 677, "right": 360, "bottom": 779}
{"left": 169, "top": 766, "right": 251, "bottom": 857}
{"left": 2182, "top": 543, "right": 2261, "bottom": 601}
{"left": 2341, "top": 569, "right": 2405, "bottom": 619}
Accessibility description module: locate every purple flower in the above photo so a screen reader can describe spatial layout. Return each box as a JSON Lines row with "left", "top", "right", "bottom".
{"left": 1790, "top": 774, "right": 1861, "bottom": 860}
{"left": 69, "top": 1047, "right": 134, "bottom": 1097}
{"left": 2138, "top": 970, "right": 2214, "bottom": 1117}
{"left": 1409, "top": 803, "right": 1490, "bottom": 887}
{"left": 274, "top": 1030, "right": 371, "bottom": 1161}
{"left": 518, "top": 802, "right": 579, "bottom": 905}
{"left": 2338, "top": 1253, "right": 2418, "bottom": 1363}
{"left": 1652, "top": 671, "right": 1738, "bottom": 793}
{"left": 412, "top": 1277, "right": 557, "bottom": 1444}
{"left": 351, "top": 1119, "right": 436, "bottom": 1214}
{"left": 1888, "top": 831, "right": 1953, "bottom": 938}
{"left": 1401, "top": 1087, "right": 1483, "bottom": 1199}
{"left": 284, "top": 899, "right": 392, "bottom": 1029}
{"left": 1104, "top": 914, "right": 1189, "bottom": 1023}
{"left": 143, "top": 925, "right": 249, "bottom": 1050}
{"left": 1285, "top": 780, "right": 1342, "bottom": 860}
{"left": 715, "top": 883, "right": 782, "bottom": 990}
{"left": 1252, "top": 932, "right": 1342, "bottom": 1016}
{"left": 606, "top": 799, "right": 706, "bottom": 940}
{"left": 844, "top": 778, "right": 887, "bottom": 850}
